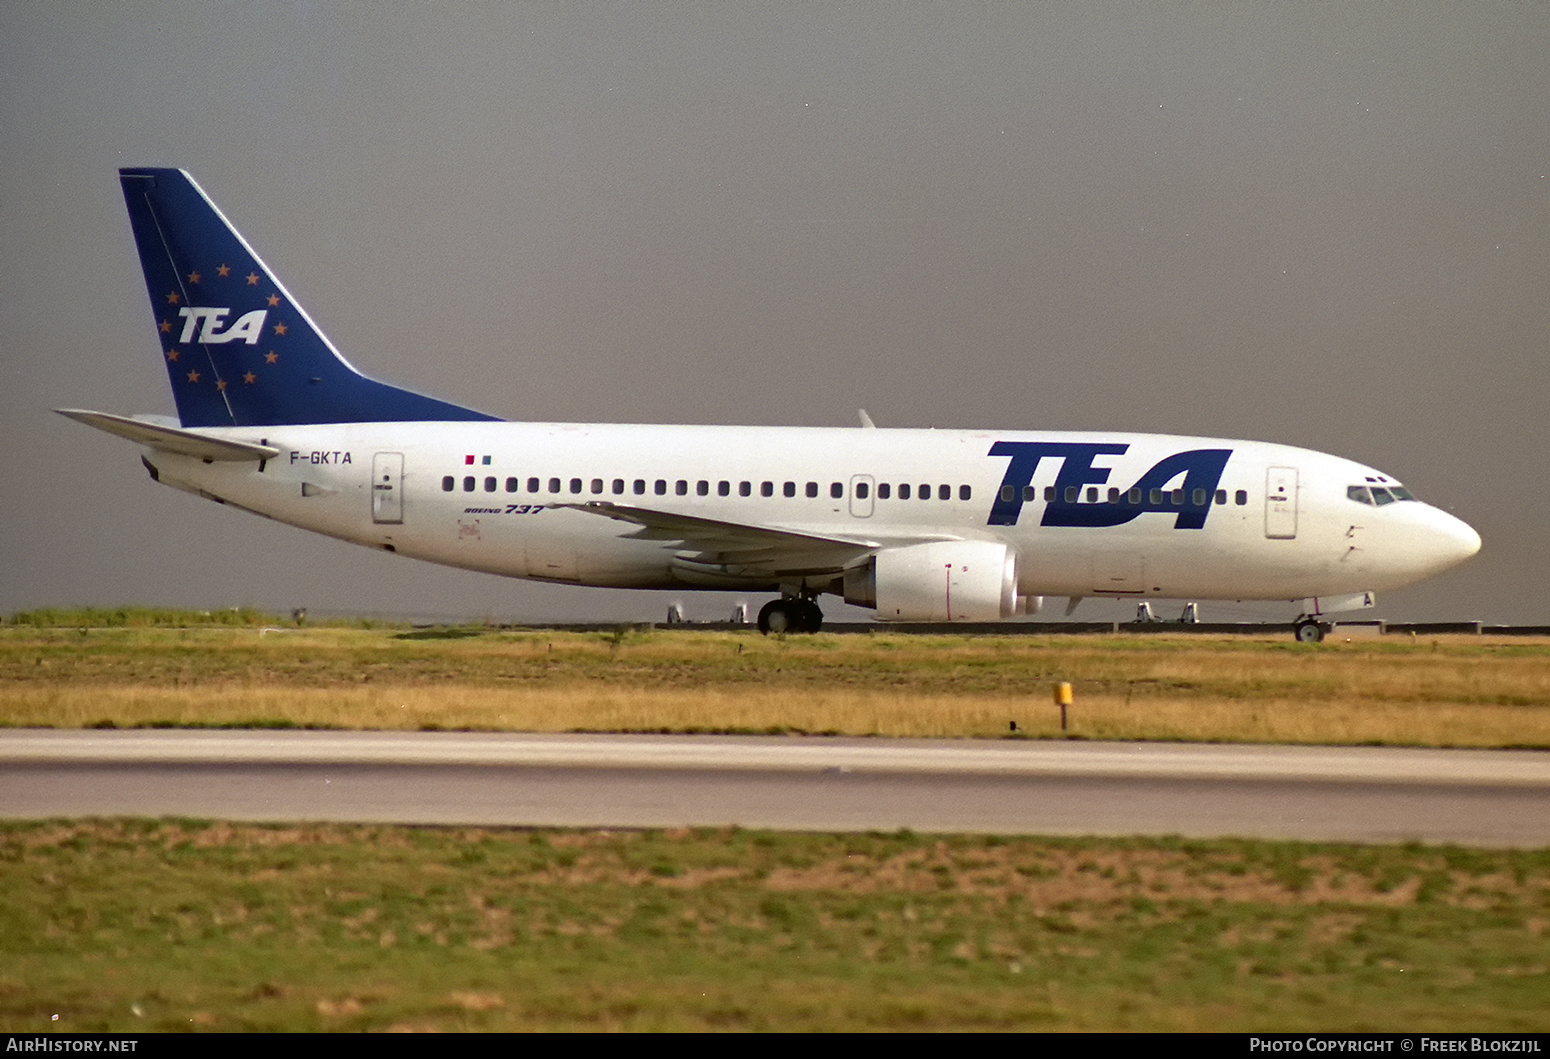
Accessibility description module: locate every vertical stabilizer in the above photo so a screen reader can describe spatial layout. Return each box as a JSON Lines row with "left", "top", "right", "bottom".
{"left": 120, "top": 168, "right": 499, "bottom": 427}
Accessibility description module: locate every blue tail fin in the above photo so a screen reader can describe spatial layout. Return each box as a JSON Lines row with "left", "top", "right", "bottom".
{"left": 120, "top": 168, "right": 499, "bottom": 427}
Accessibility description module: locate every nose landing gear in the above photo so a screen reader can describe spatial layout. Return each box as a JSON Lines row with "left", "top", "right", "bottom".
{"left": 757, "top": 596, "right": 824, "bottom": 634}
{"left": 1294, "top": 617, "right": 1327, "bottom": 643}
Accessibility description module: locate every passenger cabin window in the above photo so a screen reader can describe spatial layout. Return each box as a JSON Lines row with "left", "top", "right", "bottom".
{"left": 1215, "top": 489, "right": 1227, "bottom": 505}
{"left": 878, "top": 483, "right": 891, "bottom": 499}
{"left": 938, "top": 484, "right": 950, "bottom": 501}
{"left": 761, "top": 481, "right": 773, "bottom": 497}
{"left": 900, "top": 484, "right": 912, "bottom": 500}
{"left": 655, "top": 480, "right": 667, "bottom": 495}
{"left": 506, "top": 477, "right": 520, "bottom": 493}
{"left": 739, "top": 481, "right": 752, "bottom": 497}
{"left": 675, "top": 480, "right": 688, "bottom": 496}
{"left": 484, "top": 477, "right": 497, "bottom": 492}
{"left": 548, "top": 477, "right": 561, "bottom": 494}
{"left": 718, "top": 481, "right": 731, "bottom": 497}
{"left": 806, "top": 482, "right": 819, "bottom": 498}
{"left": 920, "top": 484, "right": 931, "bottom": 501}
{"left": 1235, "top": 490, "right": 1248, "bottom": 506}
{"left": 613, "top": 479, "right": 625, "bottom": 494}
{"left": 960, "top": 485, "right": 972, "bottom": 501}
{"left": 463, "top": 477, "right": 476, "bottom": 492}
{"left": 442, "top": 476, "right": 454, "bottom": 492}
{"left": 783, "top": 481, "right": 796, "bottom": 498}
{"left": 831, "top": 483, "right": 844, "bottom": 499}
{"left": 697, "top": 480, "right": 709, "bottom": 496}
{"left": 633, "top": 479, "right": 646, "bottom": 495}
{"left": 570, "top": 478, "right": 583, "bottom": 494}
{"left": 591, "top": 478, "right": 604, "bottom": 494}
{"left": 856, "top": 482, "right": 870, "bottom": 500}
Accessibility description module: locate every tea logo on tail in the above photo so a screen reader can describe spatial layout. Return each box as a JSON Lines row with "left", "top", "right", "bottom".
{"left": 177, "top": 307, "right": 267, "bottom": 345}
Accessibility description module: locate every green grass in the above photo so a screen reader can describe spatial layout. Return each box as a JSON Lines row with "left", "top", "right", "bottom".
{"left": 1, "top": 822, "right": 1546, "bottom": 1032}
{"left": 5, "top": 606, "right": 283, "bottom": 628}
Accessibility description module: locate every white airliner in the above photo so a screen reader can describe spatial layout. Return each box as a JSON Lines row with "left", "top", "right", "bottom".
{"left": 61, "top": 169, "right": 1480, "bottom": 641}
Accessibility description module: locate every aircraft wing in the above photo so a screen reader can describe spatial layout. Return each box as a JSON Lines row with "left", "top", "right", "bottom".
{"left": 554, "top": 500, "right": 901, "bottom": 582}
{"left": 56, "top": 409, "right": 280, "bottom": 462}
{"left": 555, "top": 501, "right": 878, "bottom": 552}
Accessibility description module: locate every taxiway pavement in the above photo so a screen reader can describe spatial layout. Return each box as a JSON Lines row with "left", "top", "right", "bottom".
{"left": 3, "top": 730, "right": 1547, "bottom": 845}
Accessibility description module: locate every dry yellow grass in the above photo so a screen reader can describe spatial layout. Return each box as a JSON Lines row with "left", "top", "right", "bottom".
{"left": 6, "top": 676, "right": 1549, "bottom": 747}
{"left": 3, "top": 625, "right": 1549, "bottom": 746}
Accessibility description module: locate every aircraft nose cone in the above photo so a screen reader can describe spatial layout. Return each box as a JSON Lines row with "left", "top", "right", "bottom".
{"left": 1420, "top": 505, "right": 1481, "bottom": 573}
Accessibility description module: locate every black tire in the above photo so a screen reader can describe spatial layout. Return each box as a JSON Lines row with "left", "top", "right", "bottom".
{"left": 1294, "top": 619, "right": 1325, "bottom": 643}
{"left": 757, "top": 599, "right": 792, "bottom": 635}
{"left": 757, "top": 598, "right": 823, "bottom": 634}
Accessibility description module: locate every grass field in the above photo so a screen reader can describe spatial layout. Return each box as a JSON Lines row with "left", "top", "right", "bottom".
{"left": 3, "top": 612, "right": 1549, "bottom": 747}
{"left": 3, "top": 610, "right": 1547, "bottom": 1030}
{"left": 3, "top": 821, "right": 1548, "bottom": 1032}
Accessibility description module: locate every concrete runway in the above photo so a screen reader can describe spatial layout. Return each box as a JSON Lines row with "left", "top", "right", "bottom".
{"left": 3, "top": 729, "right": 1548, "bottom": 846}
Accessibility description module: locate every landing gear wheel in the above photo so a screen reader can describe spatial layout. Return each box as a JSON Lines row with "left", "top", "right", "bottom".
{"left": 757, "top": 598, "right": 825, "bottom": 635}
{"left": 1294, "top": 619, "right": 1326, "bottom": 643}
{"left": 758, "top": 599, "right": 792, "bottom": 634}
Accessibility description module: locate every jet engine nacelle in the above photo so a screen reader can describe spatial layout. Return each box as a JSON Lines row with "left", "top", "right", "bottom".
{"left": 846, "top": 540, "right": 1020, "bottom": 622}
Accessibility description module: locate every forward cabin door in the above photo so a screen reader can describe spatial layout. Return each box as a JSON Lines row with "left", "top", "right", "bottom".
{"left": 1264, "top": 466, "right": 1298, "bottom": 540}
{"left": 372, "top": 452, "right": 404, "bottom": 524}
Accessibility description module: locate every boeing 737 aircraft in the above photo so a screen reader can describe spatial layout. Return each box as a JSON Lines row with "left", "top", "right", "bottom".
{"left": 60, "top": 169, "right": 1480, "bottom": 640}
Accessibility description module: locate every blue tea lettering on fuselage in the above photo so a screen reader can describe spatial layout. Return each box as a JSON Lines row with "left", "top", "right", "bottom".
{"left": 988, "top": 442, "right": 1232, "bottom": 530}
{"left": 986, "top": 442, "right": 1125, "bottom": 525}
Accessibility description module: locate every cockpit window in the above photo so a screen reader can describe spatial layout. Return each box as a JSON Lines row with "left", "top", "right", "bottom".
{"left": 1349, "top": 483, "right": 1418, "bottom": 506}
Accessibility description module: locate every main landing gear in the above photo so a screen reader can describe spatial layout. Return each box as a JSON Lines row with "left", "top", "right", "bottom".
{"left": 758, "top": 596, "right": 824, "bottom": 634}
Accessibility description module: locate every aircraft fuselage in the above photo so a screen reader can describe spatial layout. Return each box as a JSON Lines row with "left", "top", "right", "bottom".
{"left": 144, "top": 420, "right": 1479, "bottom": 607}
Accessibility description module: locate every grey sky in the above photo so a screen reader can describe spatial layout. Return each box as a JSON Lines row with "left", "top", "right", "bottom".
{"left": 2, "top": 3, "right": 1546, "bottom": 624}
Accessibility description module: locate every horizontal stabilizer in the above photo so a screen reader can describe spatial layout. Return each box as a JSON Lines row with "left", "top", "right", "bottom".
{"left": 55, "top": 409, "right": 279, "bottom": 462}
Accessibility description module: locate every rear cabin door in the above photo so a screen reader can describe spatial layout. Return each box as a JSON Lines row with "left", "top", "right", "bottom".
{"left": 1264, "top": 466, "right": 1298, "bottom": 540}
{"left": 372, "top": 452, "right": 404, "bottom": 524}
